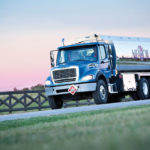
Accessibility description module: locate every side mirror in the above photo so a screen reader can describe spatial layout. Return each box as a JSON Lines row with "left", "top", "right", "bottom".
{"left": 50, "top": 51, "right": 55, "bottom": 67}
{"left": 50, "top": 50, "right": 58, "bottom": 68}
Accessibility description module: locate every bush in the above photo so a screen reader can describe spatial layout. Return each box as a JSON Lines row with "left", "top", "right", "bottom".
{"left": 30, "top": 84, "right": 44, "bottom": 91}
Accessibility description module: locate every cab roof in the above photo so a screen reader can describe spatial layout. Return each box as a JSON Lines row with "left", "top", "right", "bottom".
{"left": 58, "top": 41, "right": 106, "bottom": 50}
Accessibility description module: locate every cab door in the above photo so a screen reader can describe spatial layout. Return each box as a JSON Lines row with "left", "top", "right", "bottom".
{"left": 98, "top": 45, "right": 111, "bottom": 78}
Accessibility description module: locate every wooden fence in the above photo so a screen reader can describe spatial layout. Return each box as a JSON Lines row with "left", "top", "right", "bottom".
{"left": 0, "top": 90, "right": 94, "bottom": 113}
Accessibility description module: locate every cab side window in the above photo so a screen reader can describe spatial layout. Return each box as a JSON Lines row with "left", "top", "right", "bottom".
{"left": 99, "top": 45, "right": 107, "bottom": 60}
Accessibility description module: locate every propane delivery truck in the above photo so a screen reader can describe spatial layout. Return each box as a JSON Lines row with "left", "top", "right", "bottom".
{"left": 45, "top": 34, "right": 150, "bottom": 109}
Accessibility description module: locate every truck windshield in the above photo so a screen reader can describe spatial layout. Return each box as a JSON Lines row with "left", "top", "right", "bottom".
{"left": 57, "top": 46, "right": 97, "bottom": 64}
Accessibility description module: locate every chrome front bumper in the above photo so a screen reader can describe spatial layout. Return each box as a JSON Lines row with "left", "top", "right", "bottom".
{"left": 45, "top": 83, "right": 96, "bottom": 96}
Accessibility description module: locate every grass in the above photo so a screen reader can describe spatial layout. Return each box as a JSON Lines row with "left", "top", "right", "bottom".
{"left": 0, "top": 105, "right": 150, "bottom": 150}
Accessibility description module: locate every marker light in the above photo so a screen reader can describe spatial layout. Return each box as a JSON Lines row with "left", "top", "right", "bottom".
{"left": 82, "top": 75, "right": 93, "bottom": 81}
{"left": 45, "top": 80, "right": 51, "bottom": 86}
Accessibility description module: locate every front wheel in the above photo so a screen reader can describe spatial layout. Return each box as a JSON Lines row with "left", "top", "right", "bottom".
{"left": 93, "top": 80, "right": 108, "bottom": 104}
{"left": 48, "top": 96, "right": 63, "bottom": 109}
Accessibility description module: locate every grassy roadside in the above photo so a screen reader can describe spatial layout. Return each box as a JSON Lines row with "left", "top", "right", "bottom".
{"left": 0, "top": 105, "right": 150, "bottom": 150}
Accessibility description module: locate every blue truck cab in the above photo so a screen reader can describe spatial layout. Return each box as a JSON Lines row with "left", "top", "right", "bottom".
{"left": 45, "top": 37, "right": 118, "bottom": 109}
{"left": 45, "top": 35, "right": 150, "bottom": 109}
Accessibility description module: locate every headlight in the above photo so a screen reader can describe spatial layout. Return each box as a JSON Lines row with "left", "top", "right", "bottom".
{"left": 45, "top": 80, "right": 51, "bottom": 86}
{"left": 82, "top": 75, "right": 93, "bottom": 81}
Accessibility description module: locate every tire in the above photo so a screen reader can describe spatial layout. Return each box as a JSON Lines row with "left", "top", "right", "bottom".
{"left": 148, "top": 78, "right": 150, "bottom": 98}
{"left": 48, "top": 96, "right": 63, "bottom": 109}
{"left": 93, "top": 80, "right": 108, "bottom": 104}
{"left": 137, "top": 78, "right": 150, "bottom": 100}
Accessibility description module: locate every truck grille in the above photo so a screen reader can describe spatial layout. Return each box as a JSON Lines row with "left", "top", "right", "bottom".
{"left": 52, "top": 68, "right": 77, "bottom": 83}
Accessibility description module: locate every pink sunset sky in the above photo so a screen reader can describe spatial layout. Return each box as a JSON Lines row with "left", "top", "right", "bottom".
{"left": 0, "top": 0, "right": 150, "bottom": 91}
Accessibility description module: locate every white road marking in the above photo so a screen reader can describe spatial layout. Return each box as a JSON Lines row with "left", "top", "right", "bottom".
{"left": 0, "top": 100, "right": 150, "bottom": 122}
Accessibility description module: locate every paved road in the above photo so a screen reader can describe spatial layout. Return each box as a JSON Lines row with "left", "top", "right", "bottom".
{"left": 0, "top": 100, "right": 150, "bottom": 122}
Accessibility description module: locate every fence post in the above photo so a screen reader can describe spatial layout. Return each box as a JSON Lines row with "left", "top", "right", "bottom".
{"left": 38, "top": 91, "right": 41, "bottom": 111}
{"left": 24, "top": 92, "right": 27, "bottom": 111}
{"left": 63, "top": 101, "right": 67, "bottom": 108}
{"left": 9, "top": 93, "right": 12, "bottom": 113}
{"left": 87, "top": 99, "right": 91, "bottom": 105}
{"left": 76, "top": 100, "right": 79, "bottom": 107}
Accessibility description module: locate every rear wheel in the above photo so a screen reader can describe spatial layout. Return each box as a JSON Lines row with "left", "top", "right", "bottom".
{"left": 48, "top": 96, "right": 63, "bottom": 109}
{"left": 93, "top": 80, "right": 108, "bottom": 104}
{"left": 148, "top": 78, "right": 150, "bottom": 98}
{"left": 137, "top": 78, "right": 150, "bottom": 100}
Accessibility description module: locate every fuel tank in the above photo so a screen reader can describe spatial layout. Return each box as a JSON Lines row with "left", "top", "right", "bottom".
{"left": 101, "top": 35, "right": 150, "bottom": 72}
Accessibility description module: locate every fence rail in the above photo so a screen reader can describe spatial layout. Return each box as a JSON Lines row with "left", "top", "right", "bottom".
{"left": 0, "top": 90, "right": 94, "bottom": 113}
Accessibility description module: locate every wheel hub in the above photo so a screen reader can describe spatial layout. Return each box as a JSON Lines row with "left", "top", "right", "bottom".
{"left": 100, "top": 85, "right": 106, "bottom": 100}
{"left": 143, "top": 82, "right": 148, "bottom": 96}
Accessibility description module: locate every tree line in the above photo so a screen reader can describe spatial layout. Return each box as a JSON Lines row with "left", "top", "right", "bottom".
{"left": 13, "top": 84, "right": 44, "bottom": 91}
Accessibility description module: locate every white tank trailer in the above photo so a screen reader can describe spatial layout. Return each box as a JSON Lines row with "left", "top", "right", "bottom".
{"left": 101, "top": 35, "right": 150, "bottom": 72}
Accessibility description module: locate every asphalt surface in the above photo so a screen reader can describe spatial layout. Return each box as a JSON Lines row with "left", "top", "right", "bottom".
{"left": 0, "top": 99, "right": 150, "bottom": 122}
